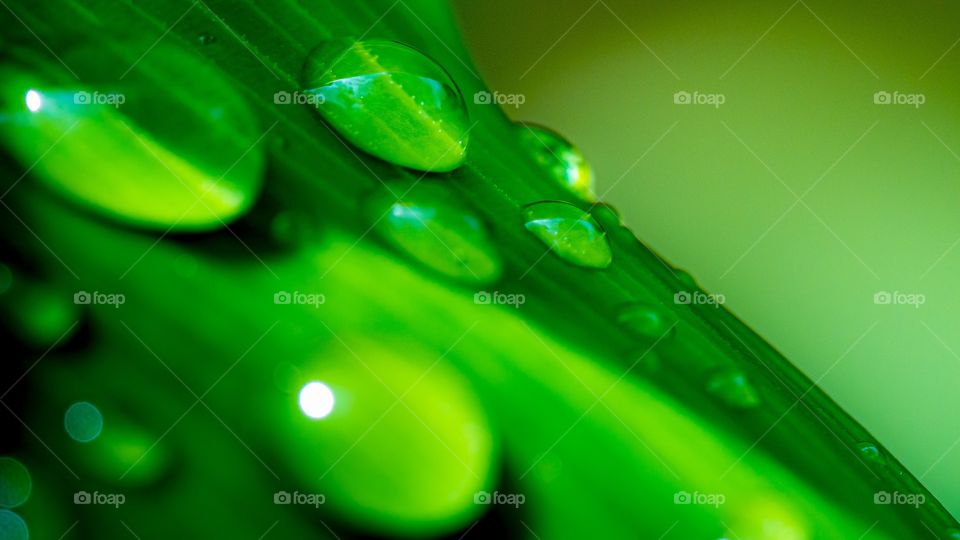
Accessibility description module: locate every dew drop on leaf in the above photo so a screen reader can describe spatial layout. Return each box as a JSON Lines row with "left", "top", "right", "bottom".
{"left": 517, "top": 122, "right": 595, "bottom": 201}
{"left": 302, "top": 39, "right": 469, "bottom": 172}
{"left": 855, "top": 442, "right": 886, "bottom": 466}
{"left": 0, "top": 44, "right": 264, "bottom": 231}
{"left": 616, "top": 303, "right": 675, "bottom": 341}
{"left": 366, "top": 182, "right": 502, "bottom": 284}
{"left": 705, "top": 369, "right": 760, "bottom": 409}
{"left": 523, "top": 201, "right": 612, "bottom": 269}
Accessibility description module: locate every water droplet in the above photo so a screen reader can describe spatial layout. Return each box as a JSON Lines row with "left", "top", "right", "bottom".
{"left": 302, "top": 39, "right": 469, "bottom": 172}
{"left": 0, "top": 510, "right": 28, "bottom": 540}
{"left": 64, "top": 401, "right": 103, "bottom": 443}
{"left": 523, "top": 201, "right": 612, "bottom": 269}
{"left": 617, "top": 303, "right": 675, "bottom": 340}
{"left": 0, "top": 458, "right": 31, "bottom": 508}
{"left": 855, "top": 442, "right": 886, "bottom": 466}
{"left": 197, "top": 33, "right": 217, "bottom": 46}
{"left": 706, "top": 370, "right": 760, "bottom": 409}
{"left": 366, "top": 182, "right": 502, "bottom": 283}
{"left": 518, "top": 122, "right": 594, "bottom": 201}
{"left": 674, "top": 268, "right": 697, "bottom": 289}
{"left": 0, "top": 44, "right": 264, "bottom": 231}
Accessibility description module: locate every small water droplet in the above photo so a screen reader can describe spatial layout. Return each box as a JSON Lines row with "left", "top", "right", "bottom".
{"left": 674, "top": 268, "right": 697, "bottom": 289}
{"left": 366, "top": 182, "right": 502, "bottom": 283}
{"left": 302, "top": 39, "right": 469, "bottom": 172}
{"left": 523, "top": 201, "right": 612, "bottom": 269}
{"left": 0, "top": 510, "right": 28, "bottom": 540}
{"left": 197, "top": 33, "right": 217, "bottom": 45}
{"left": 0, "top": 44, "right": 264, "bottom": 230}
{"left": 64, "top": 401, "right": 103, "bottom": 443}
{"left": 617, "top": 303, "right": 675, "bottom": 340}
{"left": 706, "top": 369, "right": 760, "bottom": 409}
{"left": 855, "top": 442, "right": 886, "bottom": 466}
{"left": 0, "top": 458, "right": 31, "bottom": 508}
{"left": 518, "top": 122, "right": 594, "bottom": 201}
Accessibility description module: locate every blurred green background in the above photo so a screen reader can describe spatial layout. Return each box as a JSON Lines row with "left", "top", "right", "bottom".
{"left": 456, "top": 0, "right": 960, "bottom": 518}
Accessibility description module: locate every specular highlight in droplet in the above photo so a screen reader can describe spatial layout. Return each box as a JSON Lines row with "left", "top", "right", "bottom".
{"left": 0, "top": 44, "right": 264, "bottom": 231}
{"left": 302, "top": 39, "right": 469, "bottom": 172}
{"left": 518, "top": 122, "right": 595, "bottom": 201}
{"left": 64, "top": 401, "right": 103, "bottom": 443}
{"left": 0, "top": 458, "right": 31, "bottom": 508}
{"left": 855, "top": 442, "right": 886, "bottom": 466}
{"left": 706, "top": 370, "right": 760, "bottom": 409}
{"left": 366, "top": 182, "right": 502, "bottom": 283}
{"left": 523, "top": 201, "right": 612, "bottom": 269}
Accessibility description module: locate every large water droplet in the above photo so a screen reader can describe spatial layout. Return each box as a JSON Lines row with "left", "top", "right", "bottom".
{"left": 302, "top": 39, "right": 469, "bottom": 172}
{"left": 617, "top": 303, "right": 675, "bottom": 340}
{"left": 0, "top": 44, "right": 264, "bottom": 231}
{"left": 706, "top": 369, "right": 760, "bottom": 409}
{"left": 523, "top": 201, "right": 612, "bottom": 269}
{"left": 366, "top": 182, "right": 502, "bottom": 283}
{"left": 518, "top": 122, "right": 594, "bottom": 201}
{"left": 64, "top": 401, "right": 103, "bottom": 443}
{"left": 0, "top": 510, "right": 28, "bottom": 540}
{"left": 0, "top": 458, "right": 31, "bottom": 508}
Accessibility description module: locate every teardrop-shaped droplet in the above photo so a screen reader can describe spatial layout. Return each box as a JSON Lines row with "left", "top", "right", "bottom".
{"left": 197, "top": 33, "right": 217, "bottom": 46}
{"left": 518, "top": 122, "right": 595, "bottom": 201}
{"left": 0, "top": 44, "right": 264, "bottom": 231}
{"left": 64, "top": 401, "right": 103, "bottom": 443}
{"left": 366, "top": 182, "right": 501, "bottom": 283}
{"left": 302, "top": 39, "right": 469, "bottom": 172}
{"left": 617, "top": 303, "right": 675, "bottom": 340}
{"left": 0, "top": 458, "right": 31, "bottom": 508}
{"left": 0, "top": 510, "right": 28, "bottom": 540}
{"left": 523, "top": 201, "right": 612, "bottom": 269}
{"left": 855, "top": 442, "right": 886, "bottom": 466}
{"left": 706, "top": 369, "right": 760, "bottom": 409}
